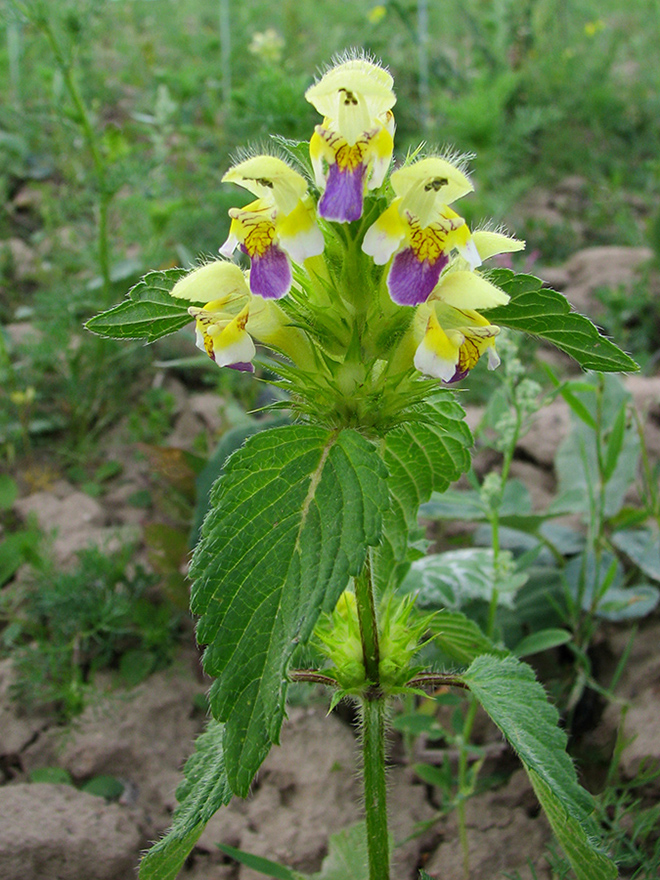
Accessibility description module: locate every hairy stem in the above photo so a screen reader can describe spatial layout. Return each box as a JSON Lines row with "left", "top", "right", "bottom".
{"left": 361, "top": 696, "right": 390, "bottom": 880}
{"left": 354, "top": 554, "right": 389, "bottom": 880}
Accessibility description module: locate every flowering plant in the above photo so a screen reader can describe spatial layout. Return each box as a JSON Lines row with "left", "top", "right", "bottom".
{"left": 88, "top": 53, "right": 635, "bottom": 880}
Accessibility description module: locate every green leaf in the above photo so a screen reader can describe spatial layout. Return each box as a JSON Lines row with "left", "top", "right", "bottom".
{"left": 85, "top": 268, "right": 193, "bottom": 341}
{"left": 602, "top": 403, "right": 628, "bottom": 483}
{"left": 556, "top": 377, "right": 639, "bottom": 519}
{"left": 513, "top": 628, "right": 572, "bottom": 657}
{"left": 461, "top": 655, "right": 595, "bottom": 829}
{"left": 413, "top": 761, "right": 454, "bottom": 790}
{"left": 528, "top": 769, "right": 617, "bottom": 880}
{"left": 0, "top": 526, "right": 41, "bottom": 587}
{"left": 217, "top": 844, "right": 303, "bottom": 880}
{"left": 139, "top": 720, "right": 232, "bottom": 880}
{"left": 391, "top": 712, "right": 444, "bottom": 738}
{"left": 597, "top": 584, "right": 659, "bottom": 621}
{"left": 428, "top": 609, "right": 508, "bottom": 665}
{"left": 558, "top": 385, "right": 598, "bottom": 430}
{"left": 612, "top": 527, "right": 660, "bottom": 582}
{"left": 81, "top": 775, "right": 125, "bottom": 800}
{"left": 485, "top": 270, "right": 639, "bottom": 373}
{"left": 563, "top": 550, "right": 659, "bottom": 620}
{"left": 191, "top": 416, "right": 289, "bottom": 548}
{"left": 420, "top": 489, "right": 486, "bottom": 521}
{"left": 374, "top": 396, "right": 472, "bottom": 592}
{"left": 311, "top": 823, "right": 370, "bottom": 880}
{"left": 28, "top": 767, "right": 73, "bottom": 785}
{"left": 190, "top": 426, "right": 388, "bottom": 795}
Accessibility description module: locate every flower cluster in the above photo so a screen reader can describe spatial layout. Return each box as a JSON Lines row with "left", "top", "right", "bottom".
{"left": 171, "top": 53, "right": 523, "bottom": 427}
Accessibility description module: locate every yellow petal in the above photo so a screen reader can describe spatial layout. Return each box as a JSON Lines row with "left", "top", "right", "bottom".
{"left": 366, "top": 125, "right": 394, "bottom": 189}
{"left": 362, "top": 200, "right": 406, "bottom": 264}
{"left": 195, "top": 304, "right": 256, "bottom": 367}
{"left": 305, "top": 57, "right": 395, "bottom": 122}
{"left": 276, "top": 198, "right": 324, "bottom": 263}
{"left": 222, "top": 156, "right": 308, "bottom": 215}
{"left": 392, "top": 157, "right": 474, "bottom": 212}
{"left": 170, "top": 261, "right": 250, "bottom": 302}
{"left": 432, "top": 270, "right": 510, "bottom": 309}
{"left": 472, "top": 230, "right": 525, "bottom": 260}
{"left": 413, "top": 309, "right": 462, "bottom": 381}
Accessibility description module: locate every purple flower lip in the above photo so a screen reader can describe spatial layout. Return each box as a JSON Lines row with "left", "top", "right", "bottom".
{"left": 387, "top": 249, "right": 449, "bottom": 306}
{"left": 318, "top": 163, "right": 367, "bottom": 223}
{"left": 228, "top": 361, "right": 255, "bottom": 373}
{"left": 248, "top": 244, "right": 292, "bottom": 299}
{"left": 445, "top": 366, "right": 469, "bottom": 384}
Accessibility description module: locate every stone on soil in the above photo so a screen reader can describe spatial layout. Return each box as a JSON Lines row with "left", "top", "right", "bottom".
{"left": 0, "top": 783, "right": 143, "bottom": 880}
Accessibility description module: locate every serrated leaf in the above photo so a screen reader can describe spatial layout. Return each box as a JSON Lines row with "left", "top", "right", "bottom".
{"left": 428, "top": 609, "right": 508, "bottom": 665}
{"left": 190, "top": 425, "right": 388, "bottom": 795}
{"left": 374, "top": 396, "right": 472, "bottom": 593}
{"left": 460, "top": 655, "right": 595, "bottom": 829}
{"left": 191, "top": 416, "right": 290, "bottom": 547}
{"left": 139, "top": 720, "right": 232, "bottom": 880}
{"left": 85, "top": 268, "right": 194, "bottom": 341}
{"left": 528, "top": 769, "right": 617, "bottom": 880}
{"left": 485, "top": 270, "right": 639, "bottom": 373}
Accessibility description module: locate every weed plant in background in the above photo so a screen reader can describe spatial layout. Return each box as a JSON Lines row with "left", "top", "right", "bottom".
{"left": 87, "top": 54, "right": 640, "bottom": 880}
{"left": 0, "top": 545, "right": 182, "bottom": 719}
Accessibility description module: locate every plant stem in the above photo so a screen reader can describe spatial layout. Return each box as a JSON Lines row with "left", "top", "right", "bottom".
{"left": 361, "top": 696, "right": 390, "bottom": 880}
{"left": 38, "top": 13, "right": 112, "bottom": 301}
{"left": 354, "top": 554, "right": 390, "bottom": 880}
{"left": 219, "top": 0, "right": 231, "bottom": 114}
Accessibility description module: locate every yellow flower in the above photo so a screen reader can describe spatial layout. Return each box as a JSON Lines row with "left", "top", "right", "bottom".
{"left": 367, "top": 5, "right": 387, "bottom": 24}
{"left": 408, "top": 232, "right": 523, "bottom": 382}
{"left": 413, "top": 302, "right": 501, "bottom": 383}
{"left": 306, "top": 54, "right": 396, "bottom": 222}
{"left": 220, "top": 155, "right": 323, "bottom": 298}
{"left": 362, "top": 156, "right": 479, "bottom": 304}
{"left": 171, "top": 260, "right": 314, "bottom": 371}
{"left": 171, "top": 262, "right": 256, "bottom": 370}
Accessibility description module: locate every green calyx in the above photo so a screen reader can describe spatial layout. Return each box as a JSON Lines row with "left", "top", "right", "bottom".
{"left": 314, "top": 590, "right": 434, "bottom": 696}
